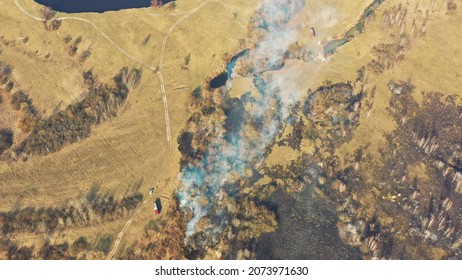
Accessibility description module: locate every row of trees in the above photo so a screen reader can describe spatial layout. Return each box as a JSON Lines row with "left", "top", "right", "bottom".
{"left": 4, "top": 234, "right": 115, "bottom": 260}
{"left": 15, "top": 67, "right": 141, "bottom": 156}
{"left": 0, "top": 129, "right": 13, "bottom": 154}
{"left": 0, "top": 186, "right": 143, "bottom": 235}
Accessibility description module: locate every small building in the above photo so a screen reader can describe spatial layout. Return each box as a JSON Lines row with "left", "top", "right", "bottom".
{"left": 310, "top": 27, "right": 316, "bottom": 37}
{"left": 153, "top": 198, "right": 162, "bottom": 215}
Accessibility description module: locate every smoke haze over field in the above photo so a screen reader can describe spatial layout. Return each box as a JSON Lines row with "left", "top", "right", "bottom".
{"left": 178, "top": 0, "right": 308, "bottom": 243}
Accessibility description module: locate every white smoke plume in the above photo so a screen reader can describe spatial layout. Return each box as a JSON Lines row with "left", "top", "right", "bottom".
{"left": 178, "top": 0, "right": 308, "bottom": 243}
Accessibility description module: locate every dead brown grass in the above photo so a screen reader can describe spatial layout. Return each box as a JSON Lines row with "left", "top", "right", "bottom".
{"left": 1, "top": 0, "right": 460, "bottom": 259}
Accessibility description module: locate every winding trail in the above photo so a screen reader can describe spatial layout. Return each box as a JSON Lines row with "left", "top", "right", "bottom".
{"left": 107, "top": 0, "right": 211, "bottom": 259}
{"left": 10, "top": 0, "right": 210, "bottom": 260}
{"left": 13, "top": 0, "right": 159, "bottom": 71}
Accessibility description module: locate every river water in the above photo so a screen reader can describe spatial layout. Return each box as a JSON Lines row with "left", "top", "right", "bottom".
{"left": 34, "top": 0, "right": 153, "bottom": 13}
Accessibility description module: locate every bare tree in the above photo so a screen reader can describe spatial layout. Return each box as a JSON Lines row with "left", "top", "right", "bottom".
{"left": 40, "top": 6, "right": 56, "bottom": 21}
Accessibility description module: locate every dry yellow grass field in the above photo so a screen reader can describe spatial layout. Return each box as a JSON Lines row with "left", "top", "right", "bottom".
{"left": 1, "top": 0, "right": 263, "bottom": 257}
{"left": 1, "top": 0, "right": 461, "bottom": 259}
{"left": 0, "top": 0, "right": 261, "bottom": 207}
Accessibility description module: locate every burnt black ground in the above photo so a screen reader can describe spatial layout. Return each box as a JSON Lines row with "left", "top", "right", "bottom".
{"left": 256, "top": 186, "right": 362, "bottom": 259}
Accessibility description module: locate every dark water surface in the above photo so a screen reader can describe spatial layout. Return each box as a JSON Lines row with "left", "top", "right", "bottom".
{"left": 209, "top": 72, "right": 228, "bottom": 89}
{"left": 209, "top": 50, "right": 249, "bottom": 89}
{"left": 256, "top": 186, "right": 361, "bottom": 259}
{"left": 324, "top": 0, "right": 383, "bottom": 55}
{"left": 34, "top": 0, "right": 152, "bottom": 13}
